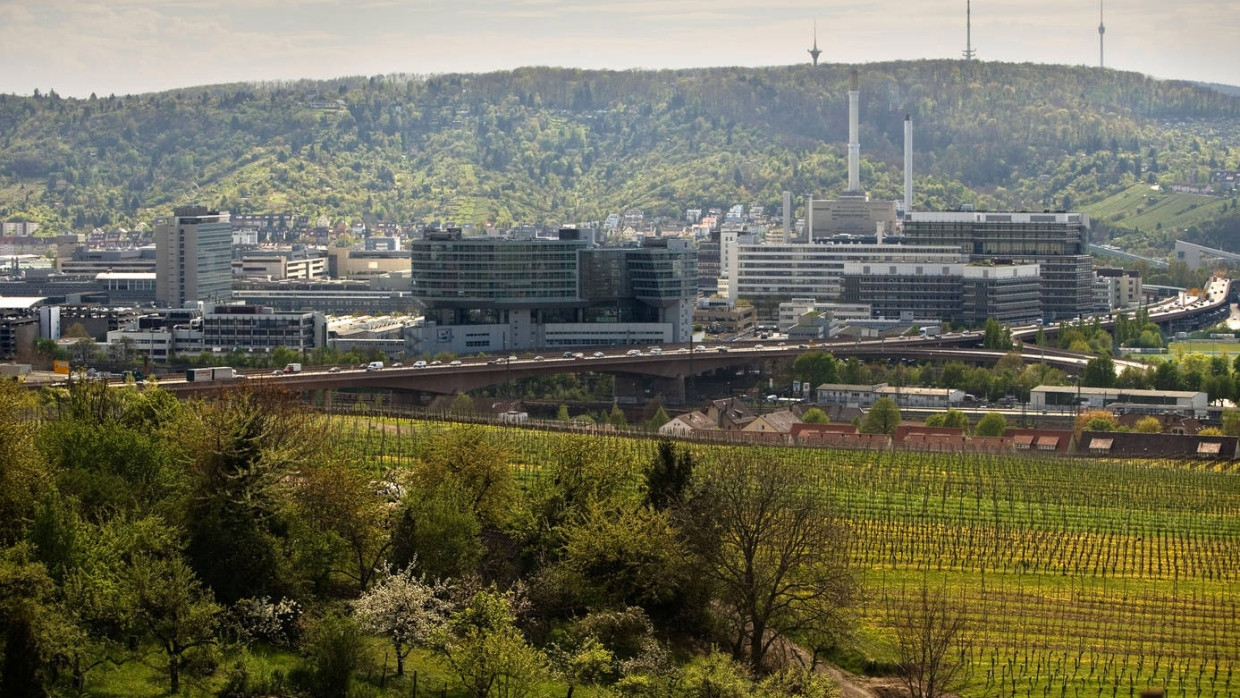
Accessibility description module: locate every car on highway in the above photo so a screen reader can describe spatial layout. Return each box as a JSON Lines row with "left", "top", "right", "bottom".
{"left": 508, "top": 355, "right": 518, "bottom": 362}
{"left": 626, "top": 349, "right": 642, "bottom": 356}
{"left": 592, "top": 351, "right": 606, "bottom": 358}
{"left": 449, "top": 360, "right": 462, "bottom": 366}
{"left": 328, "top": 366, "right": 342, "bottom": 373}
{"left": 413, "top": 360, "right": 427, "bottom": 368}
{"left": 391, "top": 361, "right": 403, "bottom": 367}
{"left": 534, "top": 356, "right": 544, "bottom": 361}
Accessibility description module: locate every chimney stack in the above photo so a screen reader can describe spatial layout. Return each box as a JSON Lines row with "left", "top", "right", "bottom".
{"left": 848, "top": 69, "right": 860, "bottom": 192}
{"left": 903, "top": 115, "right": 913, "bottom": 217}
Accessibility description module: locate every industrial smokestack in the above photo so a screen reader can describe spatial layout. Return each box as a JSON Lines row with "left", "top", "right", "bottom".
{"left": 903, "top": 115, "right": 913, "bottom": 218}
{"left": 848, "top": 69, "right": 860, "bottom": 192}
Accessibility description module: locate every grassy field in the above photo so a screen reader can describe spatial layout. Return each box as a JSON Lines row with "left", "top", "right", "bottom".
{"left": 1085, "top": 183, "right": 1233, "bottom": 234}
{"left": 329, "top": 416, "right": 1240, "bottom": 698}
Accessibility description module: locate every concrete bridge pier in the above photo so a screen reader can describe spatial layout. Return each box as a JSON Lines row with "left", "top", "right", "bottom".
{"left": 613, "top": 372, "right": 686, "bottom": 406}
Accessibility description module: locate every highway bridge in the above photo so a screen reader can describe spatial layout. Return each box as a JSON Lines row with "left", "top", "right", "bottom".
{"left": 100, "top": 277, "right": 1237, "bottom": 405}
{"left": 157, "top": 338, "right": 1143, "bottom": 405}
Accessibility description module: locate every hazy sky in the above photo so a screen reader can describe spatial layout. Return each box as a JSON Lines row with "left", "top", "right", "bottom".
{"left": 2, "top": 0, "right": 1237, "bottom": 98}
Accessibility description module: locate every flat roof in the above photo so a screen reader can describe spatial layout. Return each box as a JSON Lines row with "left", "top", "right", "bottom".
{"left": 95, "top": 272, "right": 157, "bottom": 280}
{"left": 0, "top": 296, "right": 47, "bottom": 309}
{"left": 1032, "top": 385, "right": 1202, "bottom": 399}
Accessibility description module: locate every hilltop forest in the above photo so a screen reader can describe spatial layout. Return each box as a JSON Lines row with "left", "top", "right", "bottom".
{"left": 2, "top": 60, "right": 1240, "bottom": 254}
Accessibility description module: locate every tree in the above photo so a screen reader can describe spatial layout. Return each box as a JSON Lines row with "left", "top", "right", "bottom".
{"left": 892, "top": 585, "right": 972, "bottom": 698}
{"left": 390, "top": 482, "right": 484, "bottom": 580}
{"left": 800, "top": 407, "right": 830, "bottom": 424}
{"left": 1222, "top": 408, "right": 1240, "bottom": 437}
{"left": 793, "top": 352, "right": 839, "bottom": 388}
{"left": 549, "top": 636, "right": 614, "bottom": 698}
{"left": 0, "top": 383, "right": 52, "bottom": 546}
{"left": 1133, "top": 416, "right": 1163, "bottom": 433}
{"left": 925, "top": 409, "right": 968, "bottom": 430}
{"left": 644, "top": 440, "right": 694, "bottom": 511}
{"left": 973, "top": 412, "right": 1007, "bottom": 437}
{"left": 1075, "top": 409, "right": 1118, "bottom": 436}
{"left": 450, "top": 393, "right": 475, "bottom": 416}
{"left": 126, "top": 553, "right": 221, "bottom": 694}
{"left": 645, "top": 403, "right": 671, "bottom": 432}
{"left": 435, "top": 590, "right": 548, "bottom": 698}
{"left": 982, "top": 318, "right": 1012, "bottom": 350}
{"left": 681, "top": 453, "right": 856, "bottom": 673}
{"left": 179, "top": 388, "right": 326, "bottom": 603}
{"left": 1082, "top": 356, "right": 1116, "bottom": 388}
{"left": 607, "top": 404, "right": 628, "bottom": 428}
{"left": 556, "top": 404, "right": 571, "bottom": 421}
{"left": 354, "top": 564, "right": 451, "bottom": 678}
{"left": 61, "top": 322, "right": 91, "bottom": 340}
{"left": 860, "top": 397, "right": 901, "bottom": 435}
{"left": 293, "top": 459, "right": 394, "bottom": 591}
{"left": 413, "top": 425, "right": 518, "bottom": 529}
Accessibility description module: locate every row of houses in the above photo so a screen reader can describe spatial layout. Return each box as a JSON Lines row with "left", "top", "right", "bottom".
{"left": 657, "top": 398, "right": 1237, "bottom": 459}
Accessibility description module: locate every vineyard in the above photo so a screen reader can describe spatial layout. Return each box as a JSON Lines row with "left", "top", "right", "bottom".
{"left": 325, "top": 414, "right": 1240, "bottom": 697}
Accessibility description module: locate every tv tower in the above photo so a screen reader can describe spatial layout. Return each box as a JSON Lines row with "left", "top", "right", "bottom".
{"left": 1098, "top": 0, "right": 1106, "bottom": 68}
{"left": 962, "top": 0, "right": 976, "bottom": 61}
{"left": 808, "top": 21, "right": 822, "bottom": 66}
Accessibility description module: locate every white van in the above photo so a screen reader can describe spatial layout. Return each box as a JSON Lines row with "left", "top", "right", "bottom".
{"left": 366, "top": 361, "right": 384, "bottom": 371}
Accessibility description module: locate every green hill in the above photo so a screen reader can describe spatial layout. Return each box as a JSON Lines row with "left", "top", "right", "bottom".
{"left": 1, "top": 60, "right": 1238, "bottom": 249}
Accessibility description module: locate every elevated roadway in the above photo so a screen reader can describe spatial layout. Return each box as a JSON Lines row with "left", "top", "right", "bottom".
{"left": 97, "top": 277, "right": 1234, "bottom": 404}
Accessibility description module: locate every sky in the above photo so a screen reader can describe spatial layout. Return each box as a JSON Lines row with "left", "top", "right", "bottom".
{"left": 1, "top": 0, "right": 1237, "bottom": 98}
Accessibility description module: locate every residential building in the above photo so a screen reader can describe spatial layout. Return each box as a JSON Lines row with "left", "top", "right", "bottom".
{"left": 903, "top": 211, "right": 1093, "bottom": 320}
{"left": 155, "top": 206, "right": 232, "bottom": 307}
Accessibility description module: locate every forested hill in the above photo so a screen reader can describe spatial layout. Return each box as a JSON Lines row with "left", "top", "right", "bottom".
{"left": 1, "top": 60, "right": 1238, "bottom": 247}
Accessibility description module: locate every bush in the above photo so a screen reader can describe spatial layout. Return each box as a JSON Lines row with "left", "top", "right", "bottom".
{"left": 300, "top": 612, "right": 366, "bottom": 698}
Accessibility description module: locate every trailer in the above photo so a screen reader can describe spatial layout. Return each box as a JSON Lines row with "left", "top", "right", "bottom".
{"left": 186, "top": 366, "right": 243, "bottom": 382}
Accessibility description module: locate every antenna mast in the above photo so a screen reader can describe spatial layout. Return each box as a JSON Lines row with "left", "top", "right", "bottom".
{"left": 1098, "top": 0, "right": 1106, "bottom": 68}
{"left": 808, "top": 21, "right": 822, "bottom": 66}
{"left": 962, "top": 0, "right": 976, "bottom": 60}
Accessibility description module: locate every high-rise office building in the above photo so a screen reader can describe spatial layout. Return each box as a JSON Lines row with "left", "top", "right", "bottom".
{"left": 903, "top": 211, "right": 1093, "bottom": 320}
{"left": 407, "top": 229, "right": 697, "bottom": 353}
{"left": 155, "top": 206, "right": 232, "bottom": 308}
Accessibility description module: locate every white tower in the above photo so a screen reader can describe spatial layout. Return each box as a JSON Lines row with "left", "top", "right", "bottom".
{"left": 847, "top": 69, "right": 860, "bottom": 193}
{"left": 903, "top": 116, "right": 913, "bottom": 218}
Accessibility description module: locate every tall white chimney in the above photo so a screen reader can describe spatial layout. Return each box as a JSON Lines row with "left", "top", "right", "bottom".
{"left": 782, "top": 191, "right": 792, "bottom": 240}
{"left": 848, "top": 69, "right": 860, "bottom": 193}
{"left": 903, "top": 115, "right": 913, "bottom": 217}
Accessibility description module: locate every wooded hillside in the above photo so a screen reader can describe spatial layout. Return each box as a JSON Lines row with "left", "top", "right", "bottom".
{"left": 1, "top": 61, "right": 1238, "bottom": 253}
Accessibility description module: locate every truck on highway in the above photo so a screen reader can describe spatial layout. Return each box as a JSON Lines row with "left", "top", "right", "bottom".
{"left": 283, "top": 363, "right": 303, "bottom": 373}
{"left": 186, "top": 367, "right": 243, "bottom": 382}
